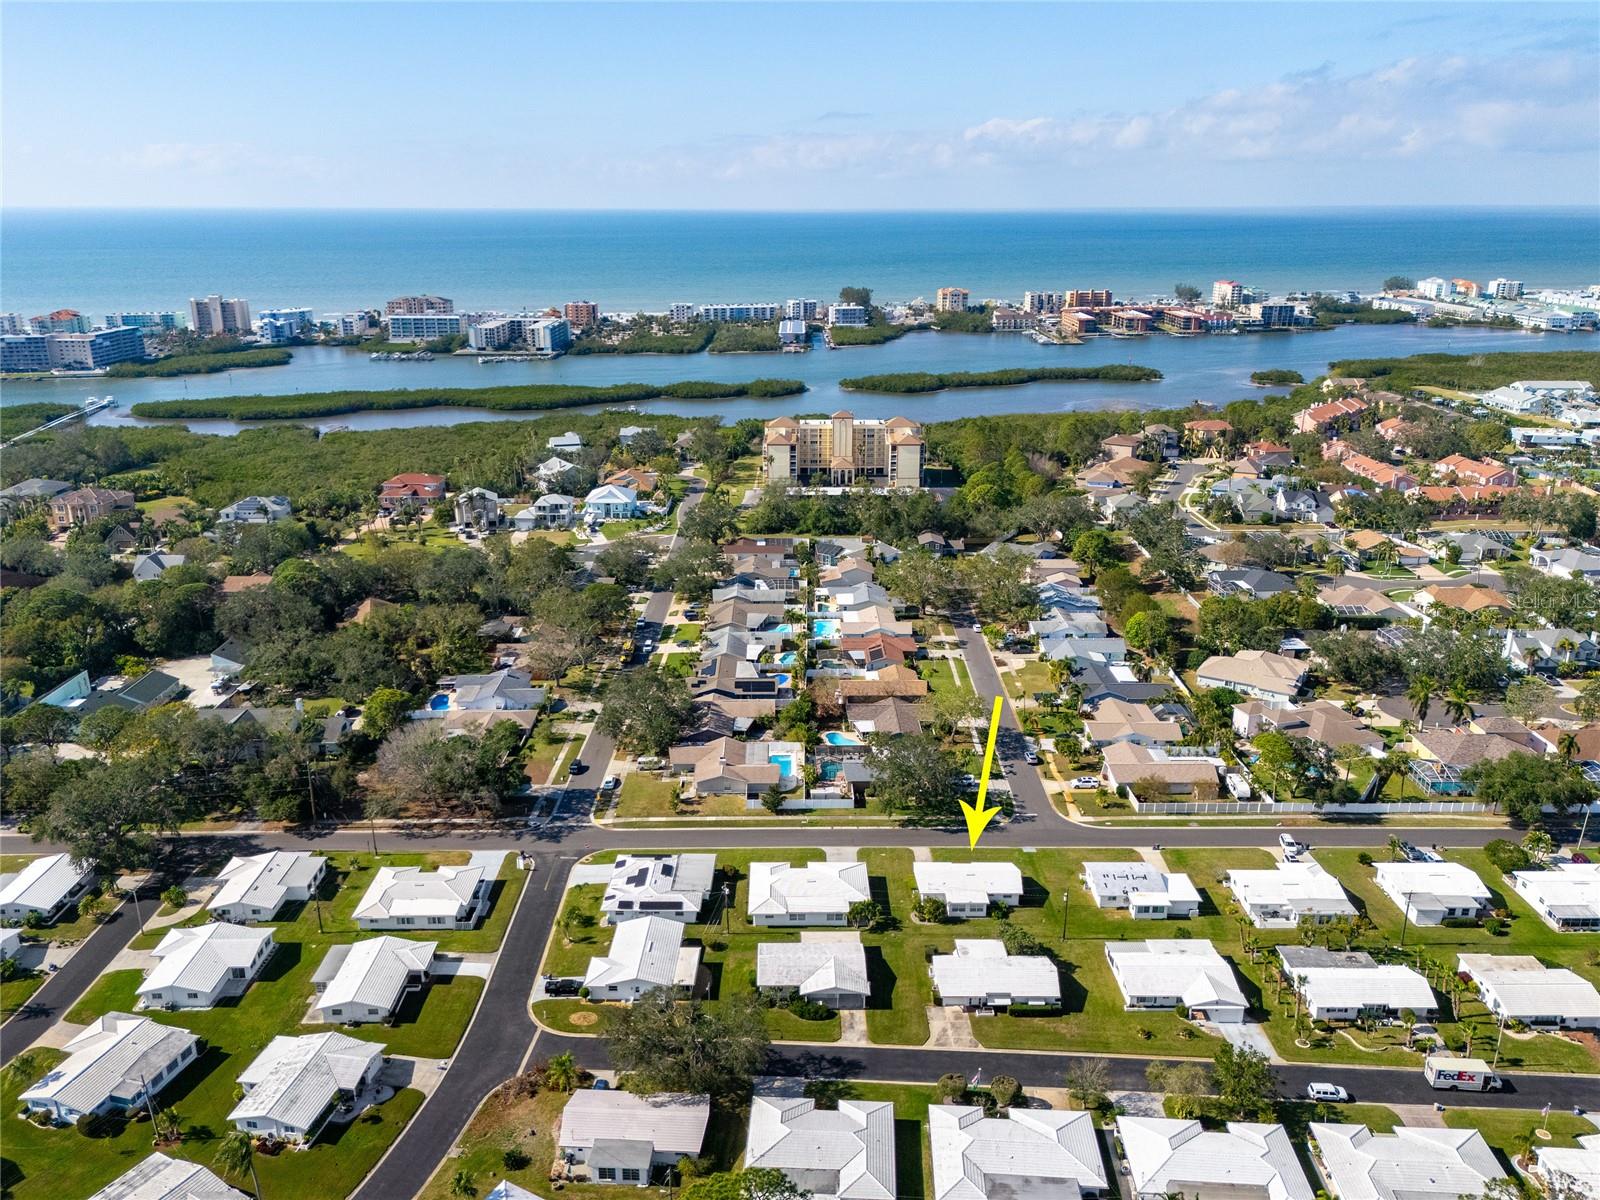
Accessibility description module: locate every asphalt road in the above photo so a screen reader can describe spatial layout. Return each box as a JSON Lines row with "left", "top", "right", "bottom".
{"left": 0, "top": 896, "right": 136, "bottom": 1067}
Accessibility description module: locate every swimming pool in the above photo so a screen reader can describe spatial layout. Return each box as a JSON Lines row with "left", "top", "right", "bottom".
{"left": 773, "top": 673, "right": 793, "bottom": 688}
{"left": 823, "top": 731, "right": 863, "bottom": 746}
{"left": 776, "top": 651, "right": 798, "bottom": 666}
{"left": 819, "top": 762, "right": 843, "bottom": 781}
{"left": 811, "top": 619, "right": 841, "bottom": 639}
{"left": 768, "top": 752, "right": 797, "bottom": 778}
{"left": 427, "top": 693, "right": 451, "bottom": 711}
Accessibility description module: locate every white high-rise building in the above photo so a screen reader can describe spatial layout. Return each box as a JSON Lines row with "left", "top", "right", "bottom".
{"left": 1416, "top": 277, "right": 1452, "bottom": 299}
{"left": 1488, "top": 278, "right": 1523, "bottom": 300}
{"left": 1022, "top": 290, "right": 1064, "bottom": 315}
{"left": 1211, "top": 280, "right": 1244, "bottom": 308}
{"left": 783, "top": 298, "right": 820, "bottom": 320}
{"left": 255, "top": 307, "right": 315, "bottom": 344}
{"left": 668, "top": 303, "right": 696, "bottom": 322}
{"left": 323, "top": 312, "right": 371, "bottom": 337}
{"left": 188, "top": 294, "right": 252, "bottom": 336}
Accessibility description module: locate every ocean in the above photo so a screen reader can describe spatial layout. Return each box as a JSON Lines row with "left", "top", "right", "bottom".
{"left": 4, "top": 208, "right": 1598, "bottom": 318}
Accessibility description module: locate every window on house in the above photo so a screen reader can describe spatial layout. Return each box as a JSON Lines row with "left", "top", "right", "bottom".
{"left": 597, "top": 1168, "right": 617, "bottom": 1181}
{"left": 622, "top": 1169, "right": 642, "bottom": 1182}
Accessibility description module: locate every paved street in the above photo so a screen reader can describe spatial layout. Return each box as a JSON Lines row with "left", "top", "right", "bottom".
{"left": 0, "top": 896, "right": 135, "bottom": 1068}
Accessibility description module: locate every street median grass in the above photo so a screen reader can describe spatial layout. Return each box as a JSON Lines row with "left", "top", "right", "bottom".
{"left": 129, "top": 378, "right": 806, "bottom": 421}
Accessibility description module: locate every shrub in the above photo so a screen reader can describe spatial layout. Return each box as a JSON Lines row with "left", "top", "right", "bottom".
{"left": 785, "top": 995, "right": 833, "bottom": 1021}
{"left": 989, "top": 1075, "right": 1021, "bottom": 1108}
{"left": 1483, "top": 838, "right": 1531, "bottom": 874}
{"left": 22, "top": 911, "right": 44, "bottom": 929}
{"left": 998, "top": 925, "right": 1042, "bottom": 956}
{"left": 577, "top": 986, "right": 590, "bottom": 999}
{"left": 502, "top": 1149, "right": 531, "bottom": 1171}
{"left": 161, "top": 885, "right": 189, "bottom": 909}
{"left": 1485, "top": 916, "right": 1509, "bottom": 936}
{"left": 914, "top": 896, "right": 947, "bottom": 923}
{"left": 1356, "top": 852, "right": 1374, "bottom": 867}
{"left": 936, "top": 1073, "right": 968, "bottom": 1102}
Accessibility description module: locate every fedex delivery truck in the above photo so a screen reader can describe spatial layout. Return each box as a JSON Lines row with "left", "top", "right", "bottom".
{"left": 1424, "top": 1055, "right": 1500, "bottom": 1091}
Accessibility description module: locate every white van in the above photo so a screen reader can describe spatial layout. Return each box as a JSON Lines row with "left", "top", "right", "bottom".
{"left": 1279, "top": 833, "right": 1306, "bottom": 860}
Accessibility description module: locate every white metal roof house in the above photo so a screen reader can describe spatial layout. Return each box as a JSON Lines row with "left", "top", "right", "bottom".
{"left": 229, "top": 1032, "right": 385, "bottom": 1144}
{"left": 1082, "top": 862, "right": 1200, "bottom": 919}
{"left": 0, "top": 927, "right": 21, "bottom": 960}
{"left": 558, "top": 1090, "right": 711, "bottom": 1185}
{"left": 353, "top": 864, "right": 489, "bottom": 930}
{"left": 583, "top": 914, "right": 701, "bottom": 1001}
{"left": 310, "top": 936, "right": 437, "bottom": 1024}
{"left": 1533, "top": 1133, "right": 1600, "bottom": 1200}
{"left": 930, "top": 940, "right": 1061, "bottom": 1009}
{"left": 756, "top": 933, "right": 869, "bottom": 1009}
{"left": 930, "top": 1104, "right": 1107, "bottom": 1200}
{"left": 1276, "top": 948, "right": 1437, "bottom": 1022}
{"left": 207, "top": 851, "right": 326, "bottom": 923}
{"left": 745, "top": 1092, "right": 897, "bottom": 1200}
{"left": 0, "top": 852, "right": 97, "bottom": 924}
{"left": 1226, "top": 861, "right": 1357, "bottom": 929}
{"left": 1457, "top": 954, "right": 1600, "bottom": 1028}
{"left": 1510, "top": 862, "right": 1600, "bottom": 931}
{"left": 747, "top": 861, "right": 871, "bottom": 926}
{"left": 1309, "top": 1123, "right": 1502, "bottom": 1200}
{"left": 1116, "top": 1117, "right": 1314, "bottom": 1200}
{"left": 1105, "top": 940, "right": 1248, "bottom": 1023}
{"left": 20, "top": 1013, "right": 200, "bottom": 1122}
{"left": 600, "top": 853, "right": 717, "bottom": 925}
{"left": 1372, "top": 862, "right": 1491, "bottom": 926}
{"left": 912, "top": 862, "right": 1023, "bottom": 919}
{"left": 137, "top": 923, "right": 275, "bottom": 1010}
{"left": 85, "top": 1153, "right": 248, "bottom": 1200}
{"left": 217, "top": 495, "right": 292, "bottom": 525}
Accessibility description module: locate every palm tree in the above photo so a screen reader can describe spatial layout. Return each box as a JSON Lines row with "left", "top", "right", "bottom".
{"left": 449, "top": 1168, "right": 477, "bottom": 1198}
{"left": 1406, "top": 675, "right": 1436, "bottom": 728}
{"left": 545, "top": 1052, "right": 580, "bottom": 1093}
{"left": 214, "top": 1130, "right": 262, "bottom": 1198}
{"left": 1442, "top": 684, "right": 1474, "bottom": 726}
{"left": 1387, "top": 835, "right": 1404, "bottom": 862}
{"left": 1559, "top": 730, "right": 1581, "bottom": 762}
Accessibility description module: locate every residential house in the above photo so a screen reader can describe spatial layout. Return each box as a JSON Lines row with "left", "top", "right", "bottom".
{"left": 756, "top": 933, "right": 870, "bottom": 1009}
{"left": 1310, "top": 1124, "right": 1502, "bottom": 1200}
{"left": 1295, "top": 395, "right": 1369, "bottom": 435}
{"left": 1331, "top": 451, "right": 1418, "bottom": 493}
{"left": 1195, "top": 650, "right": 1306, "bottom": 703}
{"left": 930, "top": 1106, "right": 1107, "bottom": 1200}
{"left": 1372, "top": 861, "right": 1492, "bottom": 925}
{"left": 220, "top": 572, "right": 273, "bottom": 594}
{"left": 513, "top": 494, "right": 576, "bottom": 529}
{"left": 583, "top": 914, "right": 701, "bottom": 1001}
{"left": 207, "top": 851, "right": 326, "bottom": 923}
{"left": 217, "top": 495, "right": 292, "bottom": 524}
{"left": 930, "top": 940, "right": 1061, "bottom": 1009}
{"left": 1509, "top": 863, "right": 1600, "bottom": 932}
{"left": 0, "top": 929, "right": 21, "bottom": 961}
{"left": 745, "top": 1092, "right": 897, "bottom": 1200}
{"left": 846, "top": 697, "right": 923, "bottom": 736}
{"left": 423, "top": 668, "right": 545, "bottom": 714}
{"left": 352, "top": 864, "right": 490, "bottom": 930}
{"left": 138, "top": 923, "right": 275, "bottom": 1010}
{"left": 1183, "top": 418, "right": 1233, "bottom": 449}
{"left": 1073, "top": 661, "right": 1170, "bottom": 707}
{"left": 534, "top": 456, "right": 579, "bottom": 488}
{"left": 1101, "top": 743, "right": 1224, "bottom": 797}
{"left": 1105, "top": 940, "right": 1248, "bottom": 1022}
{"left": 1276, "top": 947, "right": 1436, "bottom": 1021}
{"left": 840, "top": 632, "right": 918, "bottom": 669}
{"left": 104, "top": 525, "right": 138, "bottom": 554}
{"left": 1458, "top": 953, "right": 1600, "bottom": 1026}
{"left": 1406, "top": 729, "right": 1524, "bottom": 794}
{"left": 1344, "top": 529, "right": 1430, "bottom": 566}
{"left": 1504, "top": 627, "right": 1598, "bottom": 672}
{"left": 1435, "top": 455, "right": 1515, "bottom": 487}
{"left": 547, "top": 431, "right": 585, "bottom": 452}
{"left": 131, "top": 552, "right": 186, "bottom": 582}
{"left": 1101, "top": 433, "right": 1144, "bottom": 460}
{"left": 21, "top": 1013, "right": 200, "bottom": 1122}
{"left": 1531, "top": 546, "right": 1600, "bottom": 581}
{"left": 453, "top": 486, "right": 502, "bottom": 531}
{"left": 1081, "top": 862, "right": 1200, "bottom": 919}
{"left": 1232, "top": 700, "right": 1384, "bottom": 756}
{"left": 1425, "top": 531, "right": 1506, "bottom": 565}
{"left": 229, "top": 1032, "right": 384, "bottom": 1143}
{"left": 1275, "top": 486, "right": 1328, "bottom": 523}
{"left": 606, "top": 467, "right": 659, "bottom": 494}
{"left": 76, "top": 669, "right": 183, "bottom": 717}
{"left": 1118, "top": 1117, "right": 1314, "bottom": 1200}
{"left": 599, "top": 853, "right": 717, "bottom": 925}
{"left": 377, "top": 473, "right": 446, "bottom": 513}
{"left": 309, "top": 936, "right": 436, "bottom": 1024}
{"left": 747, "top": 862, "right": 870, "bottom": 926}
{"left": 1083, "top": 698, "right": 1184, "bottom": 748}
{"left": 1209, "top": 568, "right": 1295, "bottom": 598}
{"left": 1244, "top": 441, "right": 1296, "bottom": 470}
{"left": 1416, "top": 484, "right": 1515, "bottom": 516}
{"left": 1410, "top": 584, "right": 1514, "bottom": 618}
{"left": 1076, "top": 457, "right": 1152, "bottom": 490}
{"left": 1317, "top": 584, "right": 1412, "bottom": 621}
{"left": 911, "top": 862, "right": 1023, "bottom": 918}
{"left": 669, "top": 737, "right": 799, "bottom": 800}
{"left": 558, "top": 1090, "right": 711, "bottom": 1186}
{"left": 688, "top": 656, "right": 781, "bottom": 705}
{"left": 48, "top": 486, "right": 135, "bottom": 532}
{"left": 583, "top": 484, "right": 638, "bottom": 521}
{"left": 1533, "top": 1136, "right": 1600, "bottom": 1200}
{"left": 84, "top": 1154, "right": 249, "bottom": 1200}
{"left": 0, "top": 853, "right": 97, "bottom": 923}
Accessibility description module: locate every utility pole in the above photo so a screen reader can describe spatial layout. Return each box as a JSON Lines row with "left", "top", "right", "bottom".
{"left": 305, "top": 761, "right": 319, "bottom": 827}
{"left": 722, "top": 884, "right": 731, "bottom": 933}
{"left": 1491, "top": 1013, "right": 1506, "bottom": 1070}
{"left": 1399, "top": 894, "right": 1412, "bottom": 948}
{"left": 140, "top": 1073, "right": 159, "bottom": 1146}
{"left": 1578, "top": 800, "right": 1593, "bottom": 852}
{"left": 1060, "top": 891, "right": 1069, "bottom": 941}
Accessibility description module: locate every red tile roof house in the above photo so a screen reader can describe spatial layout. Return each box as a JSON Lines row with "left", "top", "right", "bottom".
{"left": 1323, "top": 443, "right": 1418, "bottom": 491}
{"left": 378, "top": 473, "right": 447, "bottom": 513}
{"left": 1434, "top": 455, "right": 1516, "bottom": 488}
{"left": 1294, "top": 395, "right": 1369, "bottom": 435}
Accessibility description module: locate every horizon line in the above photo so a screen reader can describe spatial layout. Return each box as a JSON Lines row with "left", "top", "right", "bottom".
{"left": 5, "top": 203, "right": 1598, "bottom": 216}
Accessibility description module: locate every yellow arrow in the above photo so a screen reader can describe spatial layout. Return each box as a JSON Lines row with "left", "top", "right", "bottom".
{"left": 960, "top": 695, "right": 1006, "bottom": 848}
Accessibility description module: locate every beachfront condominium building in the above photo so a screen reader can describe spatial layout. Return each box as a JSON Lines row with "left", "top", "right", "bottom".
{"left": 563, "top": 300, "right": 600, "bottom": 330}
{"left": 189, "top": 294, "right": 252, "bottom": 336}
{"left": 699, "top": 302, "right": 780, "bottom": 322}
{"left": 827, "top": 303, "right": 868, "bottom": 327}
{"left": 1023, "top": 290, "right": 1064, "bottom": 315}
{"left": 764, "top": 412, "right": 925, "bottom": 487}
{"left": 784, "top": 298, "right": 820, "bottom": 320}
{"left": 29, "top": 309, "right": 92, "bottom": 334}
{"left": 668, "top": 302, "right": 697, "bottom": 322}
{"left": 1452, "top": 278, "right": 1481, "bottom": 298}
{"left": 387, "top": 312, "right": 465, "bottom": 341}
{"left": 2, "top": 326, "right": 145, "bottom": 372}
{"left": 323, "top": 312, "right": 371, "bottom": 337}
{"left": 467, "top": 315, "right": 572, "bottom": 353}
{"left": 1488, "top": 278, "right": 1523, "bottom": 300}
{"left": 256, "top": 307, "right": 315, "bottom": 344}
{"left": 1212, "top": 280, "right": 1244, "bottom": 308}
{"left": 1066, "top": 289, "right": 1114, "bottom": 307}
{"left": 385, "top": 294, "right": 454, "bottom": 316}
{"left": 104, "top": 311, "right": 183, "bottom": 332}
{"left": 1416, "top": 277, "right": 1452, "bottom": 299}
{"left": 0, "top": 313, "right": 24, "bottom": 334}
{"left": 935, "top": 287, "right": 970, "bottom": 312}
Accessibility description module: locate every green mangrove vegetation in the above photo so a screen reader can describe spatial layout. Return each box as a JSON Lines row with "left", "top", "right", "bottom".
{"left": 107, "top": 347, "right": 294, "bottom": 377}
{"left": 838, "top": 365, "right": 1163, "bottom": 393}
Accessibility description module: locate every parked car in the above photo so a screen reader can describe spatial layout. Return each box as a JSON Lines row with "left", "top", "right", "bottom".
{"left": 568, "top": 760, "right": 587, "bottom": 776}
{"left": 1279, "top": 833, "right": 1306, "bottom": 860}
{"left": 1306, "top": 1082, "right": 1349, "bottom": 1103}
{"left": 1023, "top": 749, "right": 1040, "bottom": 765}
{"left": 602, "top": 774, "right": 621, "bottom": 792}
{"left": 543, "top": 976, "right": 581, "bottom": 997}
{"left": 1072, "top": 776, "right": 1101, "bottom": 790}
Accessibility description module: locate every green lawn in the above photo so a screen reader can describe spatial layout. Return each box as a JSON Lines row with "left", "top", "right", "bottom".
{"left": 1002, "top": 660, "right": 1055, "bottom": 703}
{"left": 920, "top": 657, "right": 973, "bottom": 701}
{"left": 611, "top": 772, "right": 685, "bottom": 818}
{"left": 341, "top": 526, "right": 466, "bottom": 559}
{"left": 0, "top": 852, "right": 527, "bottom": 1198}
{"left": 536, "top": 850, "right": 840, "bottom": 1044}
{"left": 1442, "top": 1107, "right": 1599, "bottom": 1160}
{"left": 522, "top": 720, "right": 577, "bottom": 785}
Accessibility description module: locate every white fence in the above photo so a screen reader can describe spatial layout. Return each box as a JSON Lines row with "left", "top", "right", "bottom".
{"left": 1129, "top": 798, "right": 1495, "bottom": 816}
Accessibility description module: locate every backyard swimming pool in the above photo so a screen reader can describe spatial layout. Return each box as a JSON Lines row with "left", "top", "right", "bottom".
{"left": 823, "top": 731, "right": 863, "bottom": 746}
{"left": 776, "top": 651, "right": 798, "bottom": 666}
{"left": 768, "top": 752, "right": 797, "bottom": 778}
{"left": 811, "top": 619, "right": 841, "bottom": 639}
{"left": 427, "top": 693, "right": 451, "bottom": 710}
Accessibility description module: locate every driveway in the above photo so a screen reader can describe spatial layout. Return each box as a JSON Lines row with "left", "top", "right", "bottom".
{"left": 924, "top": 1005, "right": 979, "bottom": 1048}
{"left": 1211, "top": 1019, "right": 1278, "bottom": 1060}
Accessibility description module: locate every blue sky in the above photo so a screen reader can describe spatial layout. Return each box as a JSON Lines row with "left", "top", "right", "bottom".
{"left": 4, "top": 2, "right": 1596, "bottom": 209}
